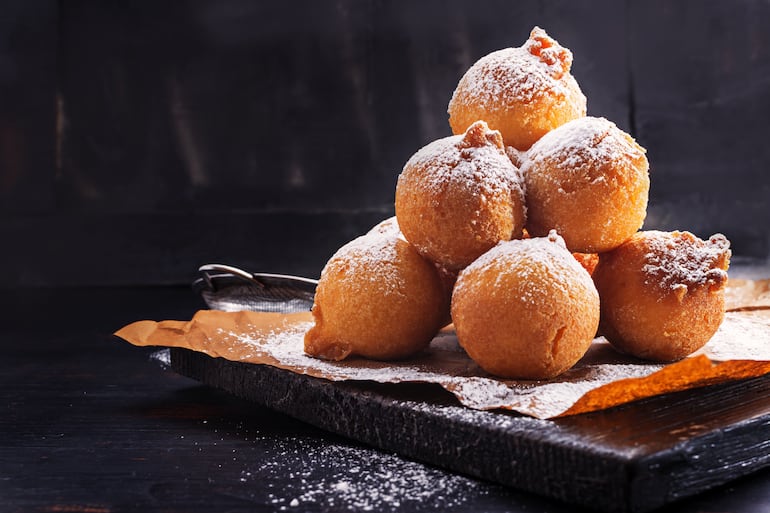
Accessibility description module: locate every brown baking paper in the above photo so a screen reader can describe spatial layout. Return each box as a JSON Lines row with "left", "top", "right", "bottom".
{"left": 115, "top": 279, "right": 770, "bottom": 419}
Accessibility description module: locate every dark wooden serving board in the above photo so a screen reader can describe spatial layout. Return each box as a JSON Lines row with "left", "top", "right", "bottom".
{"left": 171, "top": 347, "right": 770, "bottom": 513}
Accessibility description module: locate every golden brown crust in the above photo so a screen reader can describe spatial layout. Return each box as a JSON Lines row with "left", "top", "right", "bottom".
{"left": 572, "top": 252, "right": 599, "bottom": 276}
{"left": 304, "top": 234, "right": 447, "bottom": 361}
{"left": 448, "top": 27, "right": 586, "bottom": 151}
{"left": 395, "top": 120, "right": 526, "bottom": 271}
{"left": 522, "top": 116, "right": 650, "bottom": 253}
{"left": 593, "top": 231, "right": 731, "bottom": 361}
{"left": 451, "top": 233, "right": 600, "bottom": 379}
{"left": 366, "top": 216, "right": 454, "bottom": 326}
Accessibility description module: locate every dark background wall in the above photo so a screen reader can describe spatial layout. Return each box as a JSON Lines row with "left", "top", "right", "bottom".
{"left": 1, "top": 0, "right": 769, "bottom": 288}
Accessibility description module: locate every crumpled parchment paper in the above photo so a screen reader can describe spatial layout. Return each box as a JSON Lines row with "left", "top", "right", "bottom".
{"left": 115, "top": 279, "right": 770, "bottom": 419}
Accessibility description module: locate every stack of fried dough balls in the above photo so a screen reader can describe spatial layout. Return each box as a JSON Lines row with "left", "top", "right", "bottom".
{"left": 305, "top": 25, "right": 731, "bottom": 377}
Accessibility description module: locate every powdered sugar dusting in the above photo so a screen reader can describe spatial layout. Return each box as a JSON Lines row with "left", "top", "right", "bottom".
{"left": 202, "top": 298, "right": 770, "bottom": 420}
{"left": 455, "top": 48, "right": 561, "bottom": 107}
{"left": 240, "top": 320, "right": 469, "bottom": 384}
{"left": 641, "top": 231, "right": 731, "bottom": 293}
{"left": 459, "top": 359, "right": 666, "bottom": 419}
{"left": 247, "top": 435, "right": 497, "bottom": 511}
{"left": 525, "top": 116, "right": 646, "bottom": 177}
{"left": 366, "top": 216, "right": 406, "bottom": 241}
{"left": 523, "top": 26, "right": 573, "bottom": 78}
{"left": 454, "top": 232, "right": 594, "bottom": 301}
{"left": 451, "top": 27, "right": 577, "bottom": 109}
{"left": 321, "top": 234, "right": 407, "bottom": 299}
{"left": 149, "top": 348, "right": 171, "bottom": 369}
{"left": 702, "top": 311, "right": 770, "bottom": 361}
{"left": 402, "top": 124, "right": 524, "bottom": 204}
{"left": 223, "top": 318, "right": 683, "bottom": 419}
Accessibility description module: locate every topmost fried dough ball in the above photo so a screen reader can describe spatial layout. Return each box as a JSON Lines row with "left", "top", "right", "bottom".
{"left": 522, "top": 116, "right": 650, "bottom": 253}
{"left": 395, "top": 120, "right": 526, "bottom": 271}
{"left": 448, "top": 26, "right": 587, "bottom": 151}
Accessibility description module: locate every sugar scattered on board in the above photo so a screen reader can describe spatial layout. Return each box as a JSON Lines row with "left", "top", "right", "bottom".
{"left": 244, "top": 434, "right": 498, "bottom": 511}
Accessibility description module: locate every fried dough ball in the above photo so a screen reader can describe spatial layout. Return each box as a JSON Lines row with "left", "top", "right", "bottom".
{"left": 593, "top": 231, "right": 731, "bottom": 362}
{"left": 572, "top": 252, "right": 599, "bottom": 276}
{"left": 367, "top": 216, "right": 456, "bottom": 326}
{"left": 434, "top": 265, "right": 458, "bottom": 328}
{"left": 451, "top": 232, "right": 600, "bottom": 379}
{"left": 448, "top": 27, "right": 587, "bottom": 151}
{"left": 505, "top": 146, "right": 526, "bottom": 168}
{"left": 395, "top": 120, "right": 526, "bottom": 271}
{"left": 304, "top": 233, "right": 446, "bottom": 361}
{"left": 522, "top": 116, "right": 650, "bottom": 253}
{"left": 366, "top": 216, "right": 406, "bottom": 240}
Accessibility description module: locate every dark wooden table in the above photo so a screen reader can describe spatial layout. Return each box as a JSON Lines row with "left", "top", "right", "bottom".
{"left": 4, "top": 286, "right": 770, "bottom": 513}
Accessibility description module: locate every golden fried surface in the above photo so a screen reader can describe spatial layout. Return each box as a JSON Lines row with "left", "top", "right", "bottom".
{"left": 451, "top": 232, "right": 600, "bottom": 379}
{"left": 522, "top": 116, "right": 650, "bottom": 253}
{"left": 448, "top": 27, "right": 586, "bottom": 151}
{"left": 593, "top": 230, "right": 731, "bottom": 361}
{"left": 395, "top": 120, "right": 526, "bottom": 271}
{"left": 304, "top": 233, "right": 447, "bottom": 361}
